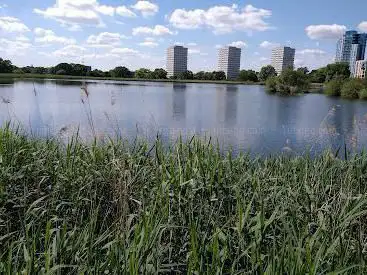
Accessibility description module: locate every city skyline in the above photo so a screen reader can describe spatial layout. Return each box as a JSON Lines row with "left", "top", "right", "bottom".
{"left": 0, "top": 0, "right": 366, "bottom": 72}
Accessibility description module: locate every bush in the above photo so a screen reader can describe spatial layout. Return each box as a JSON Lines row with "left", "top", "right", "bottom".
{"left": 265, "top": 76, "right": 277, "bottom": 93}
{"left": 12, "top": 68, "right": 24, "bottom": 74}
{"left": 359, "top": 88, "right": 367, "bottom": 100}
{"left": 324, "top": 79, "right": 343, "bottom": 96}
{"left": 340, "top": 79, "right": 365, "bottom": 99}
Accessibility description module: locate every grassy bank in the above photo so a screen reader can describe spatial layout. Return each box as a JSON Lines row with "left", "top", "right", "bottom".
{"left": 0, "top": 73, "right": 263, "bottom": 85}
{"left": 1, "top": 127, "right": 367, "bottom": 273}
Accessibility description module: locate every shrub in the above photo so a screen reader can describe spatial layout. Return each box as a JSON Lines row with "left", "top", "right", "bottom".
{"left": 324, "top": 79, "right": 343, "bottom": 96}
{"left": 340, "top": 79, "right": 365, "bottom": 99}
{"left": 359, "top": 88, "right": 367, "bottom": 100}
{"left": 265, "top": 76, "right": 277, "bottom": 93}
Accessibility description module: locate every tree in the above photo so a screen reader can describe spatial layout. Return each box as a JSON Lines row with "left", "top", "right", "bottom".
{"left": 175, "top": 71, "right": 194, "bottom": 80}
{"left": 297, "top": 67, "right": 309, "bottom": 74}
{"left": 324, "top": 63, "right": 350, "bottom": 82}
{"left": 194, "top": 71, "right": 205, "bottom": 80}
{"left": 151, "top": 68, "right": 167, "bottom": 79}
{"left": 135, "top": 68, "right": 153, "bottom": 79}
{"left": 0, "top": 58, "right": 14, "bottom": 73}
{"left": 265, "top": 69, "right": 309, "bottom": 94}
{"left": 213, "top": 71, "right": 226, "bottom": 80}
{"left": 259, "top": 65, "right": 277, "bottom": 81}
{"left": 340, "top": 79, "right": 364, "bottom": 99}
{"left": 239, "top": 70, "right": 259, "bottom": 82}
{"left": 90, "top": 69, "right": 105, "bottom": 77}
{"left": 110, "top": 66, "right": 133, "bottom": 78}
{"left": 51, "top": 63, "right": 74, "bottom": 75}
{"left": 325, "top": 79, "right": 343, "bottom": 96}
{"left": 309, "top": 68, "right": 326, "bottom": 83}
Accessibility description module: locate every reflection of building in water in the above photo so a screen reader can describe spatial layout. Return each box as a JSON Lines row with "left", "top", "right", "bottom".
{"left": 172, "top": 84, "right": 186, "bottom": 122}
{"left": 216, "top": 85, "right": 239, "bottom": 126}
{"left": 224, "top": 85, "right": 238, "bottom": 125}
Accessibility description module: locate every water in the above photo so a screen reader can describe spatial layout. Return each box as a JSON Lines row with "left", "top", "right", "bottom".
{"left": 1, "top": 79, "right": 367, "bottom": 156}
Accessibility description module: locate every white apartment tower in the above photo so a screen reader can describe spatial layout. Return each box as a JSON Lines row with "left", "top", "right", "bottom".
{"left": 271, "top": 46, "right": 296, "bottom": 75}
{"left": 166, "top": 46, "right": 188, "bottom": 77}
{"left": 218, "top": 46, "right": 241, "bottom": 80}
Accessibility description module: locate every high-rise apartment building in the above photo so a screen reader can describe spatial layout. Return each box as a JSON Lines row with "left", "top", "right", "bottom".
{"left": 166, "top": 46, "right": 188, "bottom": 78}
{"left": 335, "top": 30, "right": 367, "bottom": 76}
{"left": 217, "top": 46, "right": 241, "bottom": 80}
{"left": 271, "top": 46, "right": 295, "bottom": 75}
{"left": 355, "top": 60, "right": 367, "bottom": 79}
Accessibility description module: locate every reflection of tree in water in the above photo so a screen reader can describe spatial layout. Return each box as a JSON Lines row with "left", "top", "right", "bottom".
{"left": 318, "top": 104, "right": 367, "bottom": 153}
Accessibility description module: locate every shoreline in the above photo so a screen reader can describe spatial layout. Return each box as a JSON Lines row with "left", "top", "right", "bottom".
{"left": 0, "top": 73, "right": 264, "bottom": 85}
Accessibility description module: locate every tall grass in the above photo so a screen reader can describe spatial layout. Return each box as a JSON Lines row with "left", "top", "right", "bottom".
{"left": 1, "top": 126, "right": 367, "bottom": 274}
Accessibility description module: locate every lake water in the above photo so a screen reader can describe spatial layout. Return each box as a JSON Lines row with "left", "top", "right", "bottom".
{"left": 1, "top": 79, "right": 367, "bottom": 156}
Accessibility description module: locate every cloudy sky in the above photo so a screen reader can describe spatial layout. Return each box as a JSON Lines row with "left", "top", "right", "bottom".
{"left": 0, "top": 0, "right": 366, "bottom": 72}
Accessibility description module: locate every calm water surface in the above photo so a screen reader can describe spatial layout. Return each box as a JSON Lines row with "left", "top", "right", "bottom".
{"left": 1, "top": 79, "right": 367, "bottom": 155}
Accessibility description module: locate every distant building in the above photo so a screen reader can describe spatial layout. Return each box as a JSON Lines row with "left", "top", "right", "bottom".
{"left": 355, "top": 60, "right": 367, "bottom": 79}
{"left": 335, "top": 30, "right": 367, "bottom": 76}
{"left": 217, "top": 46, "right": 241, "bottom": 80}
{"left": 166, "top": 46, "right": 188, "bottom": 77}
{"left": 271, "top": 46, "right": 295, "bottom": 75}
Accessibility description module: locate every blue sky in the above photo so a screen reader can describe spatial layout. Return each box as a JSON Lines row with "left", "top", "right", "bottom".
{"left": 0, "top": 0, "right": 366, "bottom": 72}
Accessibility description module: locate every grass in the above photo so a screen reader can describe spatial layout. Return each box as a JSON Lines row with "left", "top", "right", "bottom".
{"left": 1, "top": 125, "right": 367, "bottom": 274}
{"left": 0, "top": 73, "right": 263, "bottom": 85}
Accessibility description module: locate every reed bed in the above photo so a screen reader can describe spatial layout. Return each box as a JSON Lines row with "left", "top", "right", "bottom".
{"left": 1, "top": 126, "right": 367, "bottom": 274}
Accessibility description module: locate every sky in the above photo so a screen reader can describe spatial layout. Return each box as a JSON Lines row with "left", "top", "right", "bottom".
{"left": 0, "top": 0, "right": 366, "bottom": 72}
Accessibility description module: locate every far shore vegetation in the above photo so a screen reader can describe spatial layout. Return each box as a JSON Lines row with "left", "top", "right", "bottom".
{"left": 1, "top": 57, "right": 367, "bottom": 98}
{"left": 0, "top": 57, "right": 262, "bottom": 84}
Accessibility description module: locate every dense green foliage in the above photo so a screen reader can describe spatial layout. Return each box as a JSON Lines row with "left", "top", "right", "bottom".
{"left": 259, "top": 65, "right": 277, "bottom": 81}
{"left": 324, "top": 79, "right": 344, "bottom": 96}
{"left": 192, "top": 71, "right": 226, "bottom": 81}
{"left": 0, "top": 58, "right": 14, "bottom": 73}
{"left": 265, "top": 69, "right": 310, "bottom": 94}
{"left": 340, "top": 78, "right": 366, "bottom": 99}
{"left": 238, "top": 70, "right": 259, "bottom": 82}
{"left": 360, "top": 88, "right": 367, "bottom": 99}
{"left": 310, "top": 63, "right": 351, "bottom": 83}
{"left": 1, "top": 128, "right": 367, "bottom": 273}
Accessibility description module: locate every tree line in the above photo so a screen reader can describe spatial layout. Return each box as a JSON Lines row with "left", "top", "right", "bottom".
{"left": 0, "top": 57, "right": 353, "bottom": 84}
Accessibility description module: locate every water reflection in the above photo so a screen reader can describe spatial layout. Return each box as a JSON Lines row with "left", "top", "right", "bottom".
{"left": 1, "top": 79, "right": 367, "bottom": 156}
{"left": 172, "top": 83, "right": 186, "bottom": 121}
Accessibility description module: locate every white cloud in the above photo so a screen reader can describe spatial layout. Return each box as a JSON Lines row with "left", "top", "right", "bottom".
{"left": 0, "top": 4, "right": 8, "bottom": 9}
{"left": 53, "top": 45, "right": 86, "bottom": 58}
{"left": 188, "top": 49, "right": 200, "bottom": 54}
{"left": 0, "top": 16, "right": 30, "bottom": 33}
{"left": 111, "top": 48, "right": 140, "bottom": 55}
{"left": 132, "top": 25, "right": 173, "bottom": 36}
{"left": 215, "top": 44, "right": 222, "bottom": 49}
{"left": 131, "top": 1, "right": 159, "bottom": 17}
{"left": 260, "top": 40, "right": 280, "bottom": 49}
{"left": 34, "top": 0, "right": 117, "bottom": 29}
{"left": 358, "top": 21, "right": 367, "bottom": 32}
{"left": 34, "top": 27, "right": 76, "bottom": 45}
{"left": 298, "top": 49, "right": 326, "bottom": 55}
{"left": 139, "top": 41, "right": 159, "bottom": 48}
{"left": 229, "top": 41, "right": 247, "bottom": 48}
{"left": 295, "top": 48, "right": 332, "bottom": 69}
{"left": 0, "top": 37, "right": 32, "bottom": 56}
{"left": 169, "top": 4, "right": 272, "bottom": 34}
{"left": 187, "top": 42, "right": 197, "bottom": 46}
{"left": 95, "top": 5, "right": 115, "bottom": 16}
{"left": 305, "top": 24, "right": 346, "bottom": 40}
{"left": 259, "top": 57, "right": 268, "bottom": 61}
{"left": 86, "top": 32, "right": 129, "bottom": 47}
{"left": 116, "top": 6, "right": 136, "bottom": 18}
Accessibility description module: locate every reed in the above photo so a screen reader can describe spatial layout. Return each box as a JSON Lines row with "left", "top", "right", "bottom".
{"left": 1, "top": 125, "right": 367, "bottom": 274}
